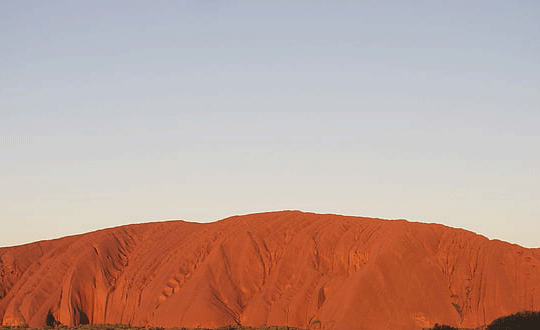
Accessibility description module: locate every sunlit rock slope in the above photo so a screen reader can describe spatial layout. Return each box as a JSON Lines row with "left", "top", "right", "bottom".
{"left": 1, "top": 211, "right": 539, "bottom": 330}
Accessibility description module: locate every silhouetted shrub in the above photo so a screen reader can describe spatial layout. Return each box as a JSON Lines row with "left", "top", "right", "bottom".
{"left": 486, "top": 311, "right": 540, "bottom": 330}
{"left": 429, "top": 323, "right": 457, "bottom": 330}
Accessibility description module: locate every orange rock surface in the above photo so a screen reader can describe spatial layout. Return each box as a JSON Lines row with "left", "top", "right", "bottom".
{"left": 1, "top": 211, "right": 539, "bottom": 330}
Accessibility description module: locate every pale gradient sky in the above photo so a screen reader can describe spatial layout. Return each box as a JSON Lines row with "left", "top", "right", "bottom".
{"left": 1, "top": 1, "right": 539, "bottom": 248}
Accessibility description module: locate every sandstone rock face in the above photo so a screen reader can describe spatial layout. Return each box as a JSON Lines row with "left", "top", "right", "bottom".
{"left": 1, "top": 211, "right": 539, "bottom": 330}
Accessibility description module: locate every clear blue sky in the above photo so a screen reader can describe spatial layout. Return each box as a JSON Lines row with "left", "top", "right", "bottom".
{"left": 1, "top": 1, "right": 539, "bottom": 248}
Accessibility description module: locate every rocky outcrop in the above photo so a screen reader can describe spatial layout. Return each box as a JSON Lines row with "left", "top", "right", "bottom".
{"left": 1, "top": 211, "right": 539, "bottom": 330}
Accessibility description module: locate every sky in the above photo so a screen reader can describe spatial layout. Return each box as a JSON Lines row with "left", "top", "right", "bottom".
{"left": 1, "top": 1, "right": 539, "bottom": 248}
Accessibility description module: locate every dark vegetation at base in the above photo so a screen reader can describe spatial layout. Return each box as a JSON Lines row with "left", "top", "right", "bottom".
{"left": 0, "top": 325, "right": 303, "bottom": 330}
{"left": 426, "top": 325, "right": 478, "bottom": 330}
{"left": 486, "top": 311, "right": 540, "bottom": 330}
{"left": 427, "top": 311, "right": 540, "bottom": 330}
{"left": 2, "top": 312, "right": 539, "bottom": 330}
